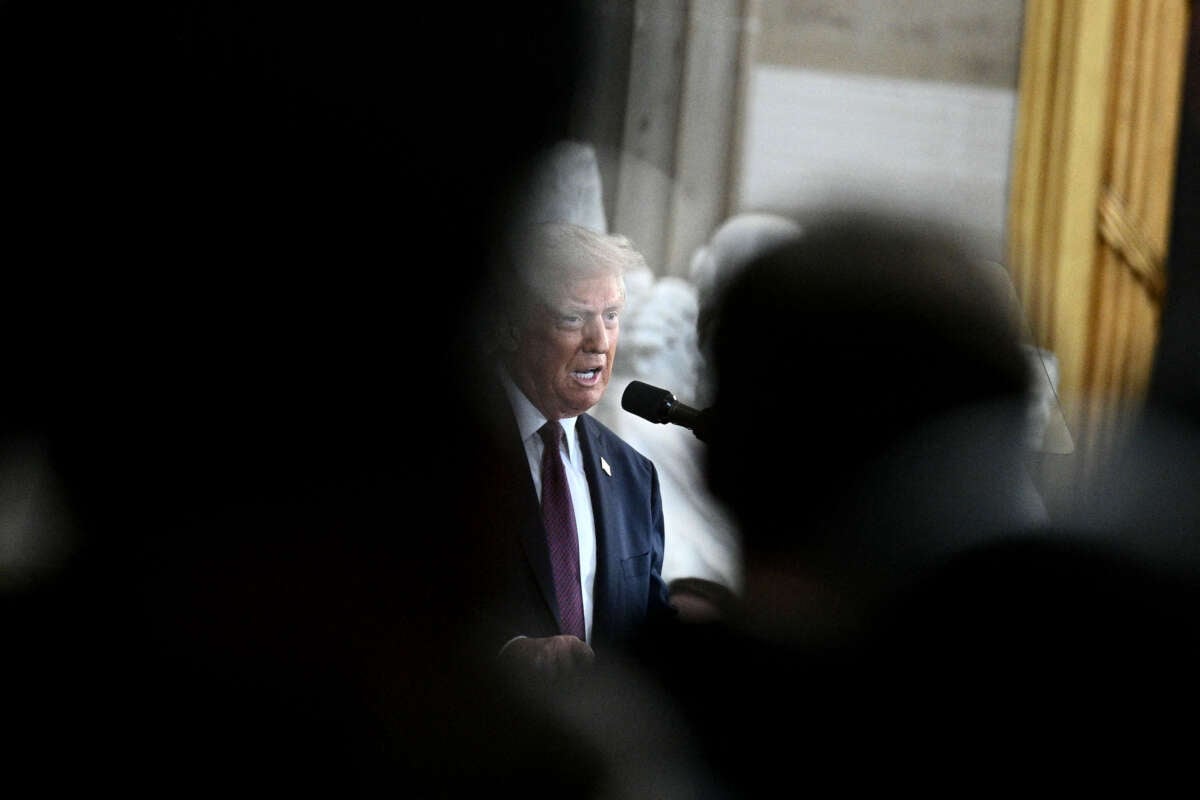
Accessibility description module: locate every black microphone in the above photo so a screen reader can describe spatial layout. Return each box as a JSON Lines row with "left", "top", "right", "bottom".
{"left": 621, "top": 380, "right": 711, "bottom": 442}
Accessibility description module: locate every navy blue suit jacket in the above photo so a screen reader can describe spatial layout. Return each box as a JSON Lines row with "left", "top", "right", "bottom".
{"left": 477, "top": 386, "right": 674, "bottom": 655}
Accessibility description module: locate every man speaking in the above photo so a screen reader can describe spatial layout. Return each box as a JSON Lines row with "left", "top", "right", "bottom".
{"left": 469, "top": 221, "right": 676, "bottom": 684}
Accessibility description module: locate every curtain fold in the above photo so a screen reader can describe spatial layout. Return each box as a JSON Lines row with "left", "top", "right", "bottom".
{"left": 1007, "top": 0, "right": 1189, "bottom": 510}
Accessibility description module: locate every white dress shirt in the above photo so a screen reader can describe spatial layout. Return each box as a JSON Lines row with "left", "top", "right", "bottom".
{"left": 500, "top": 372, "right": 598, "bottom": 644}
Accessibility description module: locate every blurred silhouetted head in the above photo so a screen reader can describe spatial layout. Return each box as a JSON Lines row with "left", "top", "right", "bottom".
{"left": 689, "top": 212, "right": 805, "bottom": 367}
{"left": 704, "top": 210, "right": 1034, "bottom": 564}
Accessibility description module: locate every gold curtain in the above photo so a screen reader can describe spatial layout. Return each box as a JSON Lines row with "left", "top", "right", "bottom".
{"left": 1007, "top": 0, "right": 1190, "bottom": 511}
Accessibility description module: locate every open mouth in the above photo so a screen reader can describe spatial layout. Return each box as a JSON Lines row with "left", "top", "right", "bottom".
{"left": 571, "top": 367, "right": 603, "bottom": 384}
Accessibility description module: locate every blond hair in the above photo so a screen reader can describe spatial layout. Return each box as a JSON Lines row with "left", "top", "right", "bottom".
{"left": 504, "top": 221, "right": 646, "bottom": 313}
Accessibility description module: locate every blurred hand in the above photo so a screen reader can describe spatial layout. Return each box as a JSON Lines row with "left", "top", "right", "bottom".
{"left": 500, "top": 635, "right": 595, "bottom": 684}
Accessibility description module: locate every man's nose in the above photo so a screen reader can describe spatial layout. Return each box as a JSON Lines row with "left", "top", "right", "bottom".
{"left": 583, "top": 317, "right": 610, "bottom": 351}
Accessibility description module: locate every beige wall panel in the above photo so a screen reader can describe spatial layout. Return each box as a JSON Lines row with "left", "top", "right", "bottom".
{"left": 614, "top": 0, "right": 688, "bottom": 271}
{"left": 754, "top": 0, "right": 1024, "bottom": 88}
{"left": 665, "top": 0, "right": 744, "bottom": 277}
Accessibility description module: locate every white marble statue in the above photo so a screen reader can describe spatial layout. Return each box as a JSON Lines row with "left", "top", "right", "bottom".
{"left": 511, "top": 139, "right": 609, "bottom": 233}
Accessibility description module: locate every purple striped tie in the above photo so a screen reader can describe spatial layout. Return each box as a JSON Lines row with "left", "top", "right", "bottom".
{"left": 538, "top": 421, "right": 587, "bottom": 641}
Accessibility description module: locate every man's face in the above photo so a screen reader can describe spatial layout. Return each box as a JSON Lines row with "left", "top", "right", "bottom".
{"left": 511, "top": 273, "right": 624, "bottom": 421}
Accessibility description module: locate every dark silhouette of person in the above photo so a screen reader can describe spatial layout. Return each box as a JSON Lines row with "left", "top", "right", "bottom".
{"left": 622, "top": 209, "right": 1200, "bottom": 794}
{"left": 701, "top": 210, "right": 1038, "bottom": 635}
{"left": 1, "top": 2, "right": 639, "bottom": 796}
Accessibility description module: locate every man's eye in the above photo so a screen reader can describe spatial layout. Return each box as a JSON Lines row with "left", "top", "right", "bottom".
{"left": 604, "top": 311, "right": 620, "bottom": 322}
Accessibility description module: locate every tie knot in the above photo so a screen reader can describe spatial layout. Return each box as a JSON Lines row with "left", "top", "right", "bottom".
{"left": 538, "top": 420, "right": 564, "bottom": 451}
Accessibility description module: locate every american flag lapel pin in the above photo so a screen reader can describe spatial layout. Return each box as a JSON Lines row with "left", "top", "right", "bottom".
{"left": 600, "top": 457, "right": 612, "bottom": 477}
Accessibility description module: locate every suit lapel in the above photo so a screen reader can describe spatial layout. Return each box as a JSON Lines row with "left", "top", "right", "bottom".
{"left": 517, "top": 463, "right": 561, "bottom": 629}
{"left": 486, "top": 380, "right": 561, "bottom": 628}
{"left": 516, "top": 433, "right": 562, "bottom": 629}
{"left": 577, "top": 414, "right": 620, "bottom": 641}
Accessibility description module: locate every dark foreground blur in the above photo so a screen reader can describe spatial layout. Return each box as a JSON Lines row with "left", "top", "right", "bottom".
{"left": 1, "top": 2, "right": 611, "bottom": 796}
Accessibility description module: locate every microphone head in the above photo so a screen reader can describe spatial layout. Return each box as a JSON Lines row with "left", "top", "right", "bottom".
{"left": 621, "top": 380, "right": 676, "bottom": 424}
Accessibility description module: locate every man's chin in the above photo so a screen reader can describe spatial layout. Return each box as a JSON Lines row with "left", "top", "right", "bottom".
{"left": 562, "top": 386, "right": 606, "bottom": 416}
